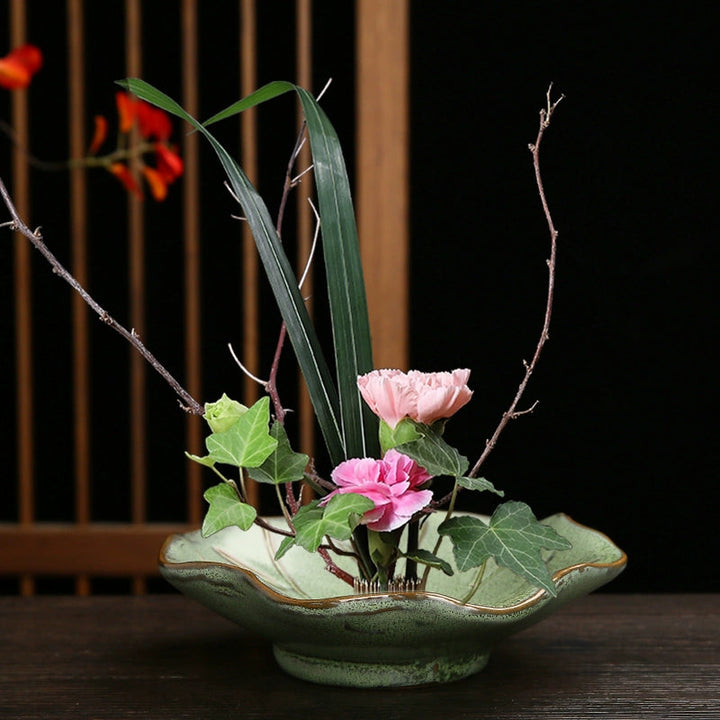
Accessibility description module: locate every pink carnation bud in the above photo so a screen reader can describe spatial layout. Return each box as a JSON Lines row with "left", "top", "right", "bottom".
{"left": 357, "top": 368, "right": 473, "bottom": 428}
{"left": 322, "top": 449, "right": 433, "bottom": 532}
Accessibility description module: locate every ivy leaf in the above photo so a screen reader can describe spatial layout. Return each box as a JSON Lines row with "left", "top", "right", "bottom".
{"left": 274, "top": 534, "right": 296, "bottom": 561}
{"left": 290, "top": 494, "right": 375, "bottom": 554}
{"left": 247, "top": 421, "right": 309, "bottom": 485}
{"left": 438, "top": 501, "right": 572, "bottom": 596}
{"left": 201, "top": 483, "right": 257, "bottom": 537}
{"left": 457, "top": 475, "right": 504, "bottom": 497}
{"left": 287, "top": 500, "right": 324, "bottom": 554}
{"left": 185, "top": 451, "right": 217, "bottom": 469}
{"left": 204, "top": 396, "right": 277, "bottom": 468}
{"left": 321, "top": 493, "right": 375, "bottom": 541}
{"left": 402, "top": 548, "right": 454, "bottom": 576}
{"left": 397, "top": 423, "right": 468, "bottom": 477}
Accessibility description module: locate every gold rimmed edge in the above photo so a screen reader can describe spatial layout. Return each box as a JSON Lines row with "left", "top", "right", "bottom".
{"left": 158, "top": 513, "right": 627, "bottom": 615}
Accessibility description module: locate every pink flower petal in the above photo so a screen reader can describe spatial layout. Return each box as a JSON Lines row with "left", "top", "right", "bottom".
{"left": 357, "top": 368, "right": 473, "bottom": 428}
{"left": 322, "top": 452, "right": 434, "bottom": 532}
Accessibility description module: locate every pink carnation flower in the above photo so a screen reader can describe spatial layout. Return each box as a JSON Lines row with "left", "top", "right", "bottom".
{"left": 323, "top": 449, "right": 433, "bottom": 532}
{"left": 357, "top": 368, "right": 473, "bottom": 428}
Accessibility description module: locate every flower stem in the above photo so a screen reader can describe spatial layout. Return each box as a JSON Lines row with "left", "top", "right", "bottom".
{"left": 404, "top": 520, "right": 419, "bottom": 583}
{"left": 421, "top": 479, "right": 460, "bottom": 588}
{"left": 275, "top": 483, "right": 295, "bottom": 530}
{"left": 461, "top": 560, "right": 487, "bottom": 605}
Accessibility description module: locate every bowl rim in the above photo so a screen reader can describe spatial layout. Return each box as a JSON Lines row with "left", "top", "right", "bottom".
{"left": 158, "top": 512, "right": 627, "bottom": 615}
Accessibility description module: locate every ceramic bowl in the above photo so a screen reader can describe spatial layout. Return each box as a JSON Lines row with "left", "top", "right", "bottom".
{"left": 159, "top": 512, "right": 626, "bottom": 687}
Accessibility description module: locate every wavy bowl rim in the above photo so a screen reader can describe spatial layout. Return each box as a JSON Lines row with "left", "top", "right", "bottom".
{"left": 158, "top": 513, "right": 627, "bottom": 615}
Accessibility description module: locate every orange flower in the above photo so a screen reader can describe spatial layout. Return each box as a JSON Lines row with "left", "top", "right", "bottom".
{"left": 109, "top": 163, "right": 142, "bottom": 199}
{"left": 141, "top": 166, "right": 168, "bottom": 201}
{"left": 155, "top": 144, "right": 184, "bottom": 183}
{"left": 115, "top": 91, "right": 135, "bottom": 133}
{"left": 136, "top": 102, "right": 172, "bottom": 141}
{"left": 0, "top": 44, "right": 43, "bottom": 90}
{"left": 87, "top": 115, "right": 108, "bottom": 155}
{"left": 115, "top": 90, "right": 172, "bottom": 141}
{"left": 107, "top": 93, "right": 182, "bottom": 201}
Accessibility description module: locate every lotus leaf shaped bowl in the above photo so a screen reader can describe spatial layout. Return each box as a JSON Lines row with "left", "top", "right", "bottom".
{"left": 159, "top": 511, "right": 626, "bottom": 687}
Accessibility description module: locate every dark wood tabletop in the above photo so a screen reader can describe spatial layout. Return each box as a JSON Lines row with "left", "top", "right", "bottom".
{"left": 1, "top": 593, "right": 717, "bottom": 719}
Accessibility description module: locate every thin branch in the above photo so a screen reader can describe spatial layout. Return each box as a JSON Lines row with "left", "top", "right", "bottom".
{"left": 322, "top": 537, "right": 360, "bottom": 559}
{"left": 297, "top": 198, "right": 320, "bottom": 291}
{"left": 317, "top": 546, "right": 356, "bottom": 587}
{"left": 0, "top": 175, "right": 204, "bottom": 415}
{"left": 291, "top": 163, "right": 314, "bottom": 186}
{"left": 252, "top": 515, "right": 294, "bottom": 537}
{"left": 228, "top": 342, "right": 268, "bottom": 386}
{"left": 267, "top": 323, "right": 288, "bottom": 426}
{"left": 467, "top": 86, "right": 564, "bottom": 479}
{"left": 275, "top": 121, "right": 310, "bottom": 237}
{"left": 316, "top": 78, "right": 333, "bottom": 103}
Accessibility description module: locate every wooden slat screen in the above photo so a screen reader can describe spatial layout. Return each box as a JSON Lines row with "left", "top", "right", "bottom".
{"left": 1, "top": 0, "right": 409, "bottom": 593}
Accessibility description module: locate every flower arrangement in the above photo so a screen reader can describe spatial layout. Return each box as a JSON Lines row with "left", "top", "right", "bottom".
{"left": 2, "top": 73, "right": 575, "bottom": 599}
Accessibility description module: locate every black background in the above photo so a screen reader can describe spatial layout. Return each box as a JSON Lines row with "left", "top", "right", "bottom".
{"left": 1, "top": 2, "right": 717, "bottom": 593}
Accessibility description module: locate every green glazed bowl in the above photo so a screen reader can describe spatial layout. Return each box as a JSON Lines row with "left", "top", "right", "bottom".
{"left": 159, "top": 512, "right": 626, "bottom": 687}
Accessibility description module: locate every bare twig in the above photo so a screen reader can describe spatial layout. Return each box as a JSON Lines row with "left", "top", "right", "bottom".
{"left": 228, "top": 342, "right": 268, "bottom": 386}
{"left": 317, "top": 546, "right": 356, "bottom": 587}
{"left": 467, "top": 85, "right": 564, "bottom": 479}
{"left": 298, "top": 198, "right": 320, "bottom": 291}
{"left": 0, "top": 175, "right": 204, "bottom": 415}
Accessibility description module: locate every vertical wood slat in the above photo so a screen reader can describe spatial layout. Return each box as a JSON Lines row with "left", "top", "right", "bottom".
{"left": 67, "top": 0, "right": 92, "bottom": 596}
{"left": 10, "top": 0, "right": 34, "bottom": 597}
{"left": 125, "top": 0, "right": 147, "bottom": 594}
{"left": 355, "top": 0, "right": 410, "bottom": 371}
{"left": 3, "top": 2, "right": 411, "bottom": 590}
{"left": 240, "top": 0, "right": 260, "bottom": 509}
{"left": 295, "top": 0, "right": 315, "bottom": 496}
{"left": 181, "top": 0, "right": 203, "bottom": 526}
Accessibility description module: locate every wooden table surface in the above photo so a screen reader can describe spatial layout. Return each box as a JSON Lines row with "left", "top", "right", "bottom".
{"left": 1, "top": 594, "right": 718, "bottom": 719}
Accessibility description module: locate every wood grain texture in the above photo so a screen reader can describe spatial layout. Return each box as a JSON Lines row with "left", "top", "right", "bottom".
{"left": 0, "top": 524, "right": 194, "bottom": 575}
{"left": 356, "top": 0, "right": 410, "bottom": 371}
{"left": 0, "top": 595, "right": 717, "bottom": 719}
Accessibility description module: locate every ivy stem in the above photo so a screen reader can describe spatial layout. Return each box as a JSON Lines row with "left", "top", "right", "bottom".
{"left": 460, "top": 560, "right": 487, "bottom": 605}
{"left": 274, "top": 484, "right": 295, "bottom": 530}
{"left": 421, "top": 479, "right": 460, "bottom": 588}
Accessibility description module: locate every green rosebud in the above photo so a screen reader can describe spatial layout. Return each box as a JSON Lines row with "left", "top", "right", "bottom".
{"left": 204, "top": 393, "right": 248, "bottom": 434}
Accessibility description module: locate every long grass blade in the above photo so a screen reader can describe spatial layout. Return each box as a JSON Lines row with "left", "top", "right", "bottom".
{"left": 118, "top": 78, "right": 346, "bottom": 466}
{"left": 204, "top": 81, "right": 379, "bottom": 458}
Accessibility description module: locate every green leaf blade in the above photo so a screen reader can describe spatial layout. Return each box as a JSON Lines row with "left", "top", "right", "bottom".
{"left": 290, "top": 494, "right": 374, "bottom": 553}
{"left": 398, "top": 424, "right": 469, "bottom": 477}
{"left": 199, "top": 77, "right": 380, "bottom": 459}
{"left": 457, "top": 475, "right": 504, "bottom": 497}
{"left": 295, "top": 87, "right": 378, "bottom": 460}
{"left": 247, "top": 421, "right": 309, "bottom": 485}
{"left": 201, "top": 483, "right": 257, "bottom": 537}
{"left": 438, "top": 501, "right": 572, "bottom": 596}
{"left": 205, "top": 396, "right": 277, "bottom": 468}
{"left": 118, "top": 77, "right": 347, "bottom": 467}
{"left": 320, "top": 493, "right": 375, "bottom": 542}
{"left": 402, "top": 548, "right": 454, "bottom": 576}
